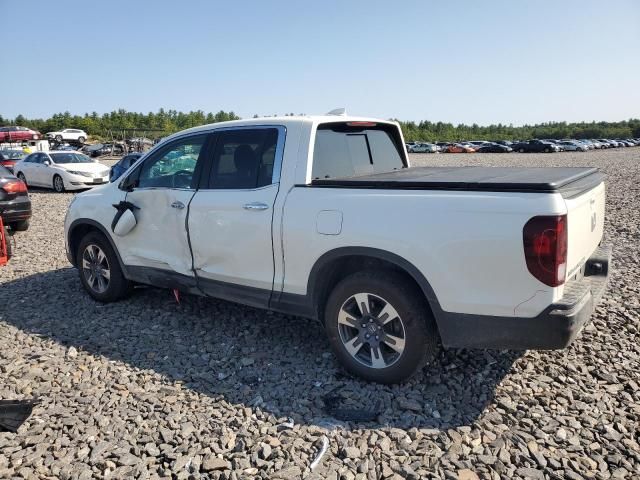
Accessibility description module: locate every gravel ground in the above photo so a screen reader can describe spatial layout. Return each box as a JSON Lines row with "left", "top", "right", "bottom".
{"left": 0, "top": 148, "right": 638, "bottom": 480}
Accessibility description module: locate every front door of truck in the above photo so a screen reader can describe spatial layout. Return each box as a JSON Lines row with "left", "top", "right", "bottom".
{"left": 115, "top": 134, "right": 209, "bottom": 282}
{"left": 188, "top": 126, "right": 285, "bottom": 308}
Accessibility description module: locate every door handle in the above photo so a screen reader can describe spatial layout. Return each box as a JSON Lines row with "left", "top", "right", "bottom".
{"left": 171, "top": 201, "right": 185, "bottom": 210}
{"left": 243, "top": 202, "right": 269, "bottom": 211}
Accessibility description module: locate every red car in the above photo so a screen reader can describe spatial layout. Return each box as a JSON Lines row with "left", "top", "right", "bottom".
{"left": 0, "top": 126, "right": 41, "bottom": 142}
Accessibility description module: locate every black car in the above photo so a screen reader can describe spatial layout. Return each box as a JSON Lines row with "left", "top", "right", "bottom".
{"left": 0, "top": 165, "right": 31, "bottom": 232}
{"left": 477, "top": 143, "right": 513, "bottom": 153}
{"left": 110, "top": 153, "right": 143, "bottom": 182}
{"left": 512, "top": 140, "right": 560, "bottom": 153}
{"left": 82, "top": 143, "right": 126, "bottom": 158}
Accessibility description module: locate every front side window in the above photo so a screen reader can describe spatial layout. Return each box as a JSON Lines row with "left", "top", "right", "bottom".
{"left": 138, "top": 135, "right": 205, "bottom": 189}
{"left": 207, "top": 128, "right": 279, "bottom": 189}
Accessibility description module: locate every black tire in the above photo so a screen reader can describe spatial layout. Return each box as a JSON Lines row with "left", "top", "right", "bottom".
{"left": 76, "top": 231, "right": 132, "bottom": 302}
{"left": 53, "top": 174, "right": 65, "bottom": 193}
{"left": 519, "top": 148, "right": 525, "bottom": 153}
{"left": 55, "top": 135, "right": 63, "bottom": 142}
{"left": 544, "top": 148, "right": 550, "bottom": 153}
{"left": 9, "top": 220, "right": 29, "bottom": 232}
{"left": 77, "top": 136, "right": 86, "bottom": 143}
{"left": 16, "top": 172, "right": 27, "bottom": 186}
{"left": 324, "top": 270, "right": 439, "bottom": 384}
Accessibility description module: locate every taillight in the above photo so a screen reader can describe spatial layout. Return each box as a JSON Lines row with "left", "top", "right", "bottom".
{"left": 523, "top": 215, "right": 567, "bottom": 287}
{"left": 2, "top": 180, "right": 28, "bottom": 194}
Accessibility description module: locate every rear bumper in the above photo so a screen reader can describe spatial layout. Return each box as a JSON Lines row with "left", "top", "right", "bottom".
{"left": 439, "top": 245, "right": 612, "bottom": 350}
{"left": 0, "top": 197, "right": 32, "bottom": 224}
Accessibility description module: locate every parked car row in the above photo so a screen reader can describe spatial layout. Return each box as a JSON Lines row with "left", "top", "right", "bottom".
{"left": 406, "top": 138, "right": 640, "bottom": 153}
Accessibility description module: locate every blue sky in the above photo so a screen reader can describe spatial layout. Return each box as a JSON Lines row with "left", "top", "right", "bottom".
{"left": 1, "top": 0, "right": 638, "bottom": 125}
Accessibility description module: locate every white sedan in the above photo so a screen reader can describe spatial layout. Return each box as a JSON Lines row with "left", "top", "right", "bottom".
{"left": 558, "top": 141, "right": 588, "bottom": 152}
{"left": 46, "top": 129, "right": 88, "bottom": 143}
{"left": 14, "top": 151, "right": 111, "bottom": 192}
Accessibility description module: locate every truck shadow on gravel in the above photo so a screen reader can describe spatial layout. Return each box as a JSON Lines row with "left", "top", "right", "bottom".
{"left": 0, "top": 268, "right": 522, "bottom": 430}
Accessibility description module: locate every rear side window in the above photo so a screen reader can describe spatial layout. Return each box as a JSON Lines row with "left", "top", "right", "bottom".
{"left": 207, "top": 128, "right": 279, "bottom": 189}
{"left": 311, "top": 123, "right": 405, "bottom": 180}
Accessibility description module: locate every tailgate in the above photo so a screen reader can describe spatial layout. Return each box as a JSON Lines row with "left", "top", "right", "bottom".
{"left": 564, "top": 180, "right": 605, "bottom": 280}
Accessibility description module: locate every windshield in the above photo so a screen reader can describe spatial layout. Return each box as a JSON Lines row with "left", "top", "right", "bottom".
{"left": 50, "top": 153, "right": 94, "bottom": 164}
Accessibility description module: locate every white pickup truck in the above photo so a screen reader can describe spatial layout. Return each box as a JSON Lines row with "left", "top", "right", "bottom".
{"left": 64, "top": 115, "right": 611, "bottom": 383}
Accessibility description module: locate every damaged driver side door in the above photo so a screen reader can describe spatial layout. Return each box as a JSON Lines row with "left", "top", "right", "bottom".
{"left": 114, "top": 134, "right": 210, "bottom": 286}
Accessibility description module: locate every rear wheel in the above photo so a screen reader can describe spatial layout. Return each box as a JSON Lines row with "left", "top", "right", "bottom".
{"left": 519, "top": 148, "right": 525, "bottom": 153}
{"left": 53, "top": 174, "right": 65, "bottom": 192}
{"left": 16, "top": 172, "right": 27, "bottom": 185}
{"left": 324, "top": 270, "right": 439, "bottom": 384}
{"left": 77, "top": 136, "right": 86, "bottom": 143}
{"left": 544, "top": 148, "right": 550, "bottom": 153}
{"left": 9, "top": 220, "right": 29, "bottom": 232}
{"left": 76, "top": 231, "right": 132, "bottom": 302}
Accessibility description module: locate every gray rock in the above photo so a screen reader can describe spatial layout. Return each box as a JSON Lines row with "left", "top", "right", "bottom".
{"left": 343, "top": 446, "right": 361, "bottom": 459}
{"left": 202, "top": 455, "right": 230, "bottom": 471}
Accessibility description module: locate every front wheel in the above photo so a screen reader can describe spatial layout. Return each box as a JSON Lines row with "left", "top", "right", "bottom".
{"left": 53, "top": 174, "right": 65, "bottom": 192}
{"left": 55, "top": 135, "right": 63, "bottom": 142}
{"left": 76, "top": 231, "right": 132, "bottom": 302}
{"left": 519, "top": 148, "right": 525, "bottom": 153}
{"left": 324, "top": 270, "right": 439, "bottom": 384}
{"left": 77, "top": 136, "right": 86, "bottom": 143}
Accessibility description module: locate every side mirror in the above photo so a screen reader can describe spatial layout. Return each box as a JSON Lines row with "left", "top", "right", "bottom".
{"left": 43, "top": 160, "right": 51, "bottom": 166}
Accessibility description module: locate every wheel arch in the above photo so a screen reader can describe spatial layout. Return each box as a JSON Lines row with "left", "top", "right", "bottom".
{"left": 67, "top": 219, "right": 127, "bottom": 274}
{"left": 305, "top": 247, "right": 445, "bottom": 330}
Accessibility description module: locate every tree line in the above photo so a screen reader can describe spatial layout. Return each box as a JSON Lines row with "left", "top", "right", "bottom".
{"left": 0, "top": 109, "right": 241, "bottom": 140}
{"left": 396, "top": 119, "right": 640, "bottom": 142}
{"left": 1, "top": 110, "right": 639, "bottom": 142}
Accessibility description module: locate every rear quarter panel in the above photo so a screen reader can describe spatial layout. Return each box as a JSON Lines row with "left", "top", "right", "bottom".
{"left": 281, "top": 187, "right": 568, "bottom": 318}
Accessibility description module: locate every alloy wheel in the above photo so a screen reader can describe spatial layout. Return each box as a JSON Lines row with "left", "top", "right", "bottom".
{"left": 337, "top": 292, "right": 406, "bottom": 369}
{"left": 82, "top": 244, "right": 111, "bottom": 294}
{"left": 53, "top": 176, "right": 64, "bottom": 192}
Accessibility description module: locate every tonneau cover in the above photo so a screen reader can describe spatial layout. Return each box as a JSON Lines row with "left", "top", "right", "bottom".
{"left": 310, "top": 166, "right": 604, "bottom": 196}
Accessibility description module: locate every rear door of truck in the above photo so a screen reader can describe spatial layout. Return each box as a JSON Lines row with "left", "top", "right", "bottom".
{"left": 187, "top": 126, "right": 286, "bottom": 308}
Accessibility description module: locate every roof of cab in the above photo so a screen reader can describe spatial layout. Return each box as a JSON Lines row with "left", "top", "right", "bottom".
{"left": 163, "top": 115, "right": 398, "bottom": 142}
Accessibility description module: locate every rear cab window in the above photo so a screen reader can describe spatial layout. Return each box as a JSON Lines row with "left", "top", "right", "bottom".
{"left": 311, "top": 122, "right": 406, "bottom": 180}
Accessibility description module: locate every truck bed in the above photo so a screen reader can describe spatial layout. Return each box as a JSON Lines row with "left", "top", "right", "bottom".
{"left": 311, "top": 166, "right": 605, "bottom": 198}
